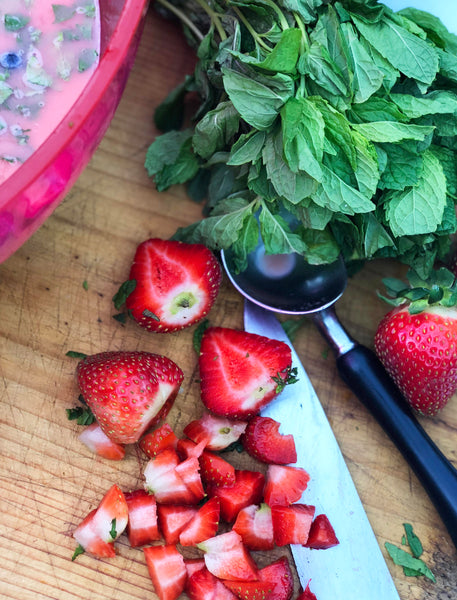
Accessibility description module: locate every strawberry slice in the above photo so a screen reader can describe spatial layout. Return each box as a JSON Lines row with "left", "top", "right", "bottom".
{"left": 76, "top": 351, "right": 183, "bottom": 444}
{"left": 199, "top": 450, "right": 236, "bottom": 488}
{"left": 117, "top": 238, "right": 222, "bottom": 333}
{"left": 143, "top": 447, "right": 200, "bottom": 504}
{"left": 157, "top": 504, "right": 198, "bottom": 544}
{"left": 124, "top": 489, "right": 160, "bottom": 547}
{"left": 78, "top": 422, "right": 126, "bottom": 460}
{"left": 175, "top": 456, "right": 206, "bottom": 503}
{"left": 232, "top": 503, "right": 274, "bottom": 551}
{"left": 296, "top": 582, "right": 317, "bottom": 600}
{"left": 184, "top": 412, "right": 248, "bottom": 450}
{"left": 186, "top": 566, "right": 239, "bottom": 600}
{"left": 72, "top": 484, "right": 128, "bottom": 559}
{"left": 177, "top": 438, "right": 207, "bottom": 460}
{"left": 256, "top": 556, "right": 294, "bottom": 600}
{"left": 264, "top": 464, "right": 310, "bottom": 506}
{"left": 199, "top": 327, "right": 294, "bottom": 419}
{"left": 304, "top": 513, "right": 339, "bottom": 549}
{"left": 139, "top": 423, "right": 178, "bottom": 458}
{"left": 222, "top": 579, "right": 272, "bottom": 600}
{"left": 184, "top": 557, "right": 206, "bottom": 579}
{"left": 208, "top": 469, "right": 265, "bottom": 522}
{"left": 271, "top": 504, "right": 315, "bottom": 546}
{"left": 143, "top": 544, "right": 187, "bottom": 600}
{"left": 197, "top": 531, "right": 259, "bottom": 581}
{"left": 242, "top": 416, "right": 297, "bottom": 465}
{"left": 179, "top": 496, "right": 221, "bottom": 546}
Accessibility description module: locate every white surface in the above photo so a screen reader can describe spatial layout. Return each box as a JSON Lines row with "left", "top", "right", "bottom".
{"left": 383, "top": 0, "right": 457, "bottom": 33}
{"left": 245, "top": 301, "right": 400, "bottom": 600}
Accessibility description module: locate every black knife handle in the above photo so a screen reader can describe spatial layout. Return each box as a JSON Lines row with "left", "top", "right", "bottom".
{"left": 336, "top": 343, "right": 457, "bottom": 550}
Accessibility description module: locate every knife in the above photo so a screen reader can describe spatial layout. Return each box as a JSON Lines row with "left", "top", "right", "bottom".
{"left": 244, "top": 299, "right": 400, "bottom": 599}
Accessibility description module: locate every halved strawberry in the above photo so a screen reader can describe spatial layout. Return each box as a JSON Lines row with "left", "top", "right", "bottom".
{"left": 78, "top": 422, "right": 126, "bottom": 460}
{"left": 199, "top": 327, "right": 295, "bottom": 419}
{"left": 184, "top": 412, "right": 248, "bottom": 450}
{"left": 264, "top": 464, "right": 310, "bottom": 506}
{"left": 304, "top": 513, "right": 339, "bottom": 549}
{"left": 76, "top": 351, "right": 183, "bottom": 444}
{"left": 257, "top": 556, "right": 294, "bottom": 600}
{"left": 186, "top": 566, "right": 239, "bottom": 600}
{"left": 209, "top": 469, "right": 265, "bottom": 523}
{"left": 115, "top": 238, "right": 222, "bottom": 333}
{"left": 242, "top": 416, "right": 297, "bottom": 465}
{"left": 139, "top": 423, "right": 178, "bottom": 458}
{"left": 199, "top": 450, "right": 236, "bottom": 488}
{"left": 143, "top": 447, "right": 200, "bottom": 504}
{"left": 296, "top": 582, "right": 317, "bottom": 600}
{"left": 143, "top": 544, "right": 187, "bottom": 600}
{"left": 157, "top": 504, "right": 198, "bottom": 544}
{"left": 179, "top": 496, "right": 221, "bottom": 546}
{"left": 197, "top": 531, "right": 258, "bottom": 581}
{"left": 72, "top": 484, "right": 128, "bottom": 559}
{"left": 124, "top": 489, "right": 160, "bottom": 547}
{"left": 271, "top": 504, "right": 315, "bottom": 546}
{"left": 232, "top": 503, "right": 274, "bottom": 551}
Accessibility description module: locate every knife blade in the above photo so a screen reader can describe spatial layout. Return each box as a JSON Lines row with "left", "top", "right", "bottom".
{"left": 244, "top": 299, "right": 400, "bottom": 599}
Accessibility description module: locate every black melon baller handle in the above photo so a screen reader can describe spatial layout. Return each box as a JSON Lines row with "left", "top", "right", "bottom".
{"left": 314, "top": 306, "right": 457, "bottom": 551}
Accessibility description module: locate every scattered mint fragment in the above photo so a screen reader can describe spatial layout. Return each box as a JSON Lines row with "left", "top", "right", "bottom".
{"left": 403, "top": 523, "right": 424, "bottom": 559}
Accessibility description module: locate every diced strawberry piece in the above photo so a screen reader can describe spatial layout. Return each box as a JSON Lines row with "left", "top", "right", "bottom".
{"left": 257, "top": 556, "right": 294, "bottom": 600}
{"left": 184, "top": 412, "right": 248, "bottom": 451}
{"left": 184, "top": 557, "right": 206, "bottom": 579}
{"left": 296, "top": 581, "right": 317, "bottom": 600}
{"left": 271, "top": 504, "right": 315, "bottom": 546}
{"left": 209, "top": 469, "right": 265, "bottom": 522}
{"left": 177, "top": 438, "right": 207, "bottom": 459}
{"left": 199, "top": 450, "right": 236, "bottom": 488}
{"left": 186, "top": 566, "right": 239, "bottom": 600}
{"left": 124, "top": 489, "right": 160, "bottom": 547}
{"left": 143, "top": 447, "right": 198, "bottom": 504}
{"left": 139, "top": 423, "right": 178, "bottom": 458}
{"left": 179, "top": 497, "right": 220, "bottom": 546}
{"left": 199, "top": 327, "right": 294, "bottom": 419}
{"left": 197, "top": 531, "right": 259, "bottom": 582}
{"left": 121, "top": 238, "right": 222, "bottom": 333}
{"left": 157, "top": 504, "right": 198, "bottom": 544}
{"left": 242, "top": 416, "right": 297, "bottom": 465}
{"left": 72, "top": 484, "right": 128, "bottom": 559}
{"left": 264, "top": 464, "right": 310, "bottom": 506}
{"left": 76, "top": 351, "right": 183, "bottom": 444}
{"left": 232, "top": 503, "right": 274, "bottom": 551}
{"left": 304, "top": 514, "right": 339, "bottom": 549}
{"left": 78, "top": 422, "right": 126, "bottom": 460}
{"left": 143, "top": 544, "right": 187, "bottom": 600}
{"left": 222, "top": 579, "right": 273, "bottom": 600}
{"left": 175, "top": 456, "right": 206, "bottom": 503}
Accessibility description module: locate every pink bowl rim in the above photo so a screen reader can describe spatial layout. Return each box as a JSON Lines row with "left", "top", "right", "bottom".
{"left": 0, "top": 0, "right": 150, "bottom": 206}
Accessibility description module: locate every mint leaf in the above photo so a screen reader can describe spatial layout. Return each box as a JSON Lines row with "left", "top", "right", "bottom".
{"left": 193, "top": 101, "right": 240, "bottom": 160}
{"left": 222, "top": 67, "right": 294, "bottom": 130}
{"left": 4, "top": 14, "right": 29, "bottom": 31}
{"left": 384, "top": 542, "right": 435, "bottom": 582}
{"left": 385, "top": 150, "right": 447, "bottom": 236}
{"left": 403, "top": 523, "right": 423, "bottom": 558}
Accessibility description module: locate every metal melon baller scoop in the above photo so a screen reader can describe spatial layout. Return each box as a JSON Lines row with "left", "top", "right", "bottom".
{"left": 221, "top": 243, "right": 457, "bottom": 550}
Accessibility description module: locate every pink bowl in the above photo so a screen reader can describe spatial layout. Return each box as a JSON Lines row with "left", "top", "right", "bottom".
{"left": 0, "top": 0, "right": 149, "bottom": 264}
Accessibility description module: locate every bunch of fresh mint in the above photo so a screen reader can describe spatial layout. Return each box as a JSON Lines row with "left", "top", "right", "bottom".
{"left": 146, "top": 0, "right": 457, "bottom": 276}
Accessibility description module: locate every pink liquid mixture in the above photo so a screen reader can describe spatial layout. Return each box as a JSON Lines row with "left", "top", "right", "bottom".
{"left": 0, "top": 0, "right": 100, "bottom": 184}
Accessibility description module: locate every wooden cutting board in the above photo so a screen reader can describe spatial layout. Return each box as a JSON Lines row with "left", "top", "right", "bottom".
{"left": 0, "top": 8, "right": 456, "bottom": 600}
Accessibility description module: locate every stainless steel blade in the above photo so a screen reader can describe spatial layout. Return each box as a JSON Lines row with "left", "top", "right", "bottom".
{"left": 244, "top": 300, "right": 400, "bottom": 599}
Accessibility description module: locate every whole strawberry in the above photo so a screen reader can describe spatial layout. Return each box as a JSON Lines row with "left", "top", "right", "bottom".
{"left": 374, "top": 268, "right": 457, "bottom": 416}
{"left": 76, "top": 351, "right": 184, "bottom": 444}
{"left": 113, "top": 238, "right": 222, "bottom": 333}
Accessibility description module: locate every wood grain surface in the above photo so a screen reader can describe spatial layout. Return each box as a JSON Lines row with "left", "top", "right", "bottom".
{"left": 0, "top": 7, "right": 456, "bottom": 600}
